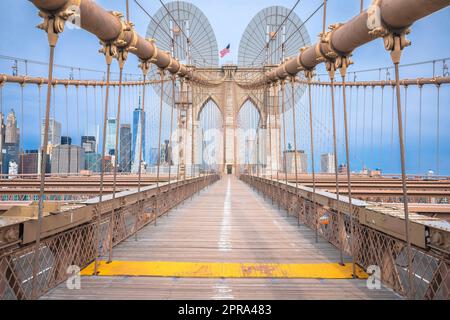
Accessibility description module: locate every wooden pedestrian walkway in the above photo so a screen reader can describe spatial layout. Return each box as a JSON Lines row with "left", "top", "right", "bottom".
{"left": 42, "top": 176, "right": 400, "bottom": 300}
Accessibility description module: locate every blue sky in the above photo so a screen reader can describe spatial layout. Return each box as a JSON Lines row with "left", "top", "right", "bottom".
{"left": 0, "top": 0, "right": 449, "bottom": 174}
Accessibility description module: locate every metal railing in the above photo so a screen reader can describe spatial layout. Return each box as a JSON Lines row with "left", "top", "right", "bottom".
{"left": 0, "top": 174, "right": 219, "bottom": 300}
{"left": 241, "top": 174, "right": 449, "bottom": 300}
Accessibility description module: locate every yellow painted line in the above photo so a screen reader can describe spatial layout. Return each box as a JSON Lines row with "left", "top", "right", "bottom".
{"left": 81, "top": 261, "right": 368, "bottom": 279}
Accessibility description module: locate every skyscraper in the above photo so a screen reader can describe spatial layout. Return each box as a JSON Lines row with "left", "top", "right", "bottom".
{"left": 105, "top": 118, "right": 117, "bottom": 156}
{"left": 148, "top": 147, "right": 159, "bottom": 166}
{"left": 321, "top": 153, "right": 335, "bottom": 174}
{"left": 61, "top": 136, "right": 72, "bottom": 145}
{"left": 5, "top": 109, "right": 18, "bottom": 144}
{"left": 2, "top": 110, "right": 20, "bottom": 174}
{"left": 132, "top": 101, "right": 146, "bottom": 167}
{"left": 41, "top": 118, "right": 61, "bottom": 155}
{"left": 85, "top": 153, "right": 102, "bottom": 172}
{"left": 19, "top": 150, "right": 39, "bottom": 175}
{"left": 81, "top": 136, "right": 96, "bottom": 154}
{"left": 119, "top": 124, "right": 132, "bottom": 172}
{"left": 51, "top": 145, "right": 85, "bottom": 174}
{"left": 283, "top": 150, "right": 308, "bottom": 174}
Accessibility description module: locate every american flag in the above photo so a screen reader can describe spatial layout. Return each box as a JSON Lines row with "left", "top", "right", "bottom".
{"left": 220, "top": 44, "right": 231, "bottom": 58}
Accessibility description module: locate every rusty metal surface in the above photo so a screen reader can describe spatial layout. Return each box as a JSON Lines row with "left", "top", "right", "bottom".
{"left": 40, "top": 176, "right": 399, "bottom": 300}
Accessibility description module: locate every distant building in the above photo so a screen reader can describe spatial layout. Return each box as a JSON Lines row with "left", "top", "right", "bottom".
{"left": 338, "top": 164, "right": 348, "bottom": 174}
{"left": 5, "top": 109, "right": 18, "bottom": 144}
{"left": 283, "top": 150, "right": 308, "bottom": 174}
{"left": 41, "top": 118, "right": 61, "bottom": 155}
{"left": 321, "top": 153, "right": 335, "bottom": 174}
{"left": 85, "top": 153, "right": 102, "bottom": 173}
{"left": 19, "top": 150, "right": 39, "bottom": 174}
{"left": 105, "top": 118, "right": 117, "bottom": 156}
{"left": 51, "top": 145, "right": 85, "bottom": 174}
{"left": 148, "top": 147, "right": 159, "bottom": 166}
{"left": 81, "top": 136, "right": 96, "bottom": 154}
{"left": 2, "top": 110, "right": 20, "bottom": 174}
{"left": 103, "top": 155, "right": 113, "bottom": 173}
{"left": 61, "top": 136, "right": 72, "bottom": 145}
{"left": 132, "top": 104, "right": 146, "bottom": 166}
{"left": 119, "top": 124, "right": 132, "bottom": 172}
{"left": 369, "top": 169, "right": 382, "bottom": 177}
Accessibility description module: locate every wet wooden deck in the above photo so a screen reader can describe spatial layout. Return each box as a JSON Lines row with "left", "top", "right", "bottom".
{"left": 42, "top": 176, "right": 400, "bottom": 300}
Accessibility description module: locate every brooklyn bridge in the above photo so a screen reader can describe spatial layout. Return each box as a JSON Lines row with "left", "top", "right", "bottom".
{"left": 0, "top": 0, "right": 449, "bottom": 300}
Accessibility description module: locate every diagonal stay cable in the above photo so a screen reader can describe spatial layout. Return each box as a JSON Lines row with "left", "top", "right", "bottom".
{"left": 157, "top": 0, "right": 209, "bottom": 65}
{"left": 265, "top": 2, "right": 324, "bottom": 64}
{"left": 134, "top": 0, "right": 191, "bottom": 60}
{"left": 249, "top": 0, "right": 302, "bottom": 66}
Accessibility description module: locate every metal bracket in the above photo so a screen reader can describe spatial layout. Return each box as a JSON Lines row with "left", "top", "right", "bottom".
{"left": 36, "top": 0, "right": 81, "bottom": 46}
{"left": 384, "top": 31, "right": 411, "bottom": 65}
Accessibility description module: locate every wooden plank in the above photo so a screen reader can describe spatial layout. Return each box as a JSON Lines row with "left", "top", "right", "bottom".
{"left": 42, "top": 176, "right": 400, "bottom": 300}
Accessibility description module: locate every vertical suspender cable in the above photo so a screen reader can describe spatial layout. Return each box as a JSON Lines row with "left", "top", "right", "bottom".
{"left": 436, "top": 84, "right": 440, "bottom": 175}
{"left": 290, "top": 77, "right": 300, "bottom": 224}
{"left": 276, "top": 82, "right": 281, "bottom": 185}
{"left": 305, "top": 71, "right": 318, "bottom": 243}
{"left": 390, "top": 85, "right": 395, "bottom": 169}
{"left": 362, "top": 86, "right": 366, "bottom": 169}
{"left": 404, "top": 85, "right": 408, "bottom": 151}
{"left": 340, "top": 64, "right": 356, "bottom": 278}
{"left": 107, "top": 59, "right": 126, "bottom": 263}
{"left": 76, "top": 85, "right": 80, "bottom": 142}
{"left": 64, "top": 85, "right": 69, "bottom": 140}
{"left": 86, "top": 85, "right": 90, "bottom": 139}
{"left": 281, "top": 80, "right": 288, "bottom": 212}
{"left": 93, "top": 53, "right": 112, "bottom": 274}
{"left": 155, "top": 69, "right": 165, "bottom": 226}
{"left": 176, "top": 78, "right": 184, "bottom": 202}
{"left": 390, "top": 38, "right": 414, "bottom": 298}
{"left": 191, "top": 83, "right": 196, "bottom": 181}
{"left": 327, "top": 64, "right": 345, "bottom": 266}
{"left": 32, "top": 19, "right": 59, "bottom": 299}
{"left": 168, "top": 75, "right": 176, "bottom": 200}
{"left": 418, "top": 85, "right": 422, "bottom": 174}
{"left": 291, "top": 78, "right": 299, "bottom": 190}
{"left": 183, "top": 80, "right": 189, "bottom": 198}
{"left": 20, "top": 84, "right": 24, "bottom": 175}
{"left": 370, "top": 86, "right": 374, "bottom": 165}
{"left": 268, "top": 84, "right": 274, "bottom": 203}
{"left": 379, "top": 86, "right": 384, "bottom": 168}
{"left": 354, "top": 85, "right": 359, "bottom": 165}
{"left": 134, "top": 62, "right": 150, "bottom": 241}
